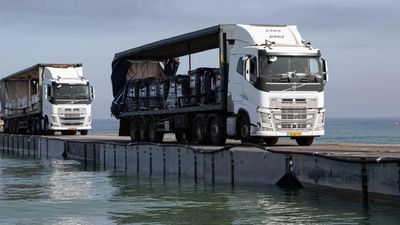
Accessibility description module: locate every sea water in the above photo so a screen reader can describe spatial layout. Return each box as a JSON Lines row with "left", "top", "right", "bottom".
{"left": 0, "top": 156, "right": 400, "bottom": 225}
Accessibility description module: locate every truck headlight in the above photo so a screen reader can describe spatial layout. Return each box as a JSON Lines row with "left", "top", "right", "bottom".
{"left": 316, "top": 112, "right": 324, "bottom": 125}
{"left": 52, "top": 116, "right": 59, "bottom": 125}
{"left": 260, "top": 112, "right": 272, "bottom": 127}
{"left": 87, "top": 115, "right": 92, "bottom": 124}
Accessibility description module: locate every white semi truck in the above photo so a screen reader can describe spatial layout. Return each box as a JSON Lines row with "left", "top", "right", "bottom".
{"left": 0, "top": 64, "right": 94, "bottom": 135}
{"left": 111, "top": 24, "right": 328, "bottom": 145}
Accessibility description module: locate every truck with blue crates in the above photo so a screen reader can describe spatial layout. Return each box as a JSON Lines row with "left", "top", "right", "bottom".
{"left": 111, "top": 24, "right": 328, "bottom": 146}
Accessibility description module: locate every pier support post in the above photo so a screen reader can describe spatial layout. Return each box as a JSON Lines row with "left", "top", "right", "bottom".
{"left": 361, "top": 159, "right": 369, "bottom": 208}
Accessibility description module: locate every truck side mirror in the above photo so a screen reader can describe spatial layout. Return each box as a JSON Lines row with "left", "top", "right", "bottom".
{"left": 244, "top": 58, "right": 251, "bottom": 81}
{"left": 44, "top": 86, "right": 48, "bottom": 99}
{"left": 45, "top": 85, "right": 52, "bottom": 99}
{"left": 321, "top": 58, "right": 329, "bottom": 83}
{"left": 90, "top": 86, "right": 95, "bottom": 100}
{"left": 245, "top": 56, "right": 258, "bottom": 84}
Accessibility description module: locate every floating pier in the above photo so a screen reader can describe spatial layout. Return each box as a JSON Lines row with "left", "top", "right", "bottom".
{"left": 1, "top": 134, "right": 400, "bottom": 206}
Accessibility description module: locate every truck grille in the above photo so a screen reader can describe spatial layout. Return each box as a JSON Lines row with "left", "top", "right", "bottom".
{"left": 270, "top": 98, "right": 317, "bottom": 131}
{"left": 59, "top": 108, "right": 86, "bottom": 126}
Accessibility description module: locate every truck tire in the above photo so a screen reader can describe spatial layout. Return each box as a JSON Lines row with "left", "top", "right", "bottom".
{"left": 80, "top": 130, "right": 88, "bottom": 135}
{"left": 35, "top": 118, "right": 42, "bottom": 135}
{"left": 265, "top": 137, "right": 279, "bottom": 146}
{"left": 238, "top": 115, "right": 251, "bottom": 143}
{"left": 43, "top": 118, "right": 49, "bottom": 135}
{"left": 193, "top": 114, "right": 208, "bottom": 144}
{"left": 295, "top": 137, "right": 314, "bottom": 146}
{"left": 44, "top": 118, "right": 54, "bottom": 135}
{"left": 208, "top": 114, "right": 226, "bottom": 145}
{"left": 148, "top": 118, "right": 163, "bottom": 143}
{"left": 138, "top": 118, "right": 149, "bottom": 142}
{"left": 129, "top": 118, "right": 139, "bottom": 142}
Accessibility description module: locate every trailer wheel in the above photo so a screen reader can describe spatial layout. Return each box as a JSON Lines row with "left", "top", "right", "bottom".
{"left": 208, "top": 114, "right": 226, "bottom": 145}
{"left": 138, "top": 118, "right": 149, "bottom": 142}
{"left": 193, "top": 114, "right": 207, "bottom": 144}
{"left": 129, "top": 118, "right": 139, "bottom": 142}
{"left": 148, "top": 118, "right": 163, "bottom": 143}
{"left": 238, "top": 115, "right": 251, "bottom": 143}
{"left": 295, "top": 137, "right": 314, "bottom": 146}
{"left": 264, "top": 137, "right": 279, "bottom": 146}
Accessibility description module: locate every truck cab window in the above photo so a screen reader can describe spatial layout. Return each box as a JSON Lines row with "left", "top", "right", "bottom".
{"left": 236, "top": 57, "right": 244, "bottom": 75}
{"left": 47, "top": 85, "right": 52, "bottom": 98}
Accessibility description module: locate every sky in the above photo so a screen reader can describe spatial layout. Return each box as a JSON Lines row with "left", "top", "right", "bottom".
{"left": 0, "top": 0, "right": 399, "bottom": 118}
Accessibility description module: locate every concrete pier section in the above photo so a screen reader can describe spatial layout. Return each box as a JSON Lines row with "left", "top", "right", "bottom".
{"left": 1, "top": 134, "right": 400, "bottom": 205}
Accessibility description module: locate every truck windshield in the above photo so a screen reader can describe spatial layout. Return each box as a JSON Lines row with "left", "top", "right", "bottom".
{"left": 259, "top": 55, "right": 323, "bottom": 83}
{"left": 51, "top": 84, "right": 92, "bottom": 104}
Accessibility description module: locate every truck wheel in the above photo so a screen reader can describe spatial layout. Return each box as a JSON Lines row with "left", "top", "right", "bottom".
{"left": 208, "top": 114, "right": 226, "bottom": 145}
{"left": 129, "top": 118, "right": 139, "bottom": 142}
{"left": 80, "top": 130, "right": 88, "bottom": 135}
{"left": 44, "top": 118, "right": 54, "bottom": 135}
{"left": 238, "top": 115, "right": 251, "bottom": 143}
{"left": 35, "top": 118, "right": 42, "bottom": 135}
{"left": 193, "top": 115, "right": 207, "bottom": 144}
{"left": 295, "top": 137, "right": 314, "bottom": 146}
{"left": 138, "top": 118, "right": 149, "bottom": 142}
{"left": 43, "top": 118, "right": 49, "bottom": 135}
{"left": 265, "top": 137, "right": 279, "bottom": 146}
{"left": 148, "top": 118, "right": 163, "bottom": 143}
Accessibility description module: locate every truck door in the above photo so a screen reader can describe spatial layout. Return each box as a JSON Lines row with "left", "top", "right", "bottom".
{"left": 229, "top": 56, "right": 246, "bottom": 103}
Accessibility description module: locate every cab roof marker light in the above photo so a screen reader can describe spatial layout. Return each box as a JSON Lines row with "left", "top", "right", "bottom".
{"left": 302, "top": 40, "right": 314, "bottom": 50}
{"left": 264, "top": 40, "right": 275, "bottom": 49}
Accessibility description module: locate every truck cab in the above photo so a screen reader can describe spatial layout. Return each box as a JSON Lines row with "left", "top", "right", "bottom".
{"left": 42, "top": 66, "right": 94, "bottom": 135}
{"left": 227, "top": 25, "right": 328, "bottom": 145}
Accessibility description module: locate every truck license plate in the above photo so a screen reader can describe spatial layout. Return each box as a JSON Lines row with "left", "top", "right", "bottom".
{"left": 68, "top": 128, "right": 77, "bottom": 131}
{"left": 288, "top": 131, "right": 302, "bottom": 137}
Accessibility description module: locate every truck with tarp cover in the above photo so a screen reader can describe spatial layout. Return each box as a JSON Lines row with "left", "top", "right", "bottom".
{"left": 111, "top": 24, "right": 328, "bottom": 145}
{"left": 0, "top": 64, "right": 95, "bottom": 135}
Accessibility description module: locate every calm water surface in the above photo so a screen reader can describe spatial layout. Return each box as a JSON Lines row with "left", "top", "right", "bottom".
{"left": 1, "top": 155, "right": 400, "bottom": 225}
